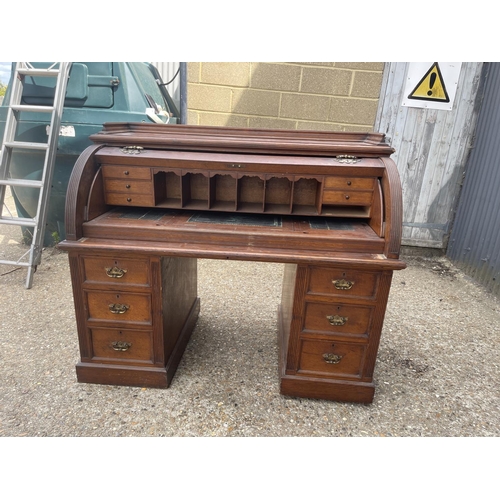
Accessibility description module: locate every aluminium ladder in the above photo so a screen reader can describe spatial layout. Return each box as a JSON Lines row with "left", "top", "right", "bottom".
{"left": 0, "top": 62, "right": 71, "bottom": 288}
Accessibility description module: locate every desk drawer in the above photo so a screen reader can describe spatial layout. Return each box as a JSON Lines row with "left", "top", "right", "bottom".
{"left": 82, "top": 256, "right": 150, "bottom": 286}
{"left": 86, "top": 291, "right": 152, "bottom": 325}
{"left": 303, "top": 302, "right": 373, "bottom": 337}
{"left": 90, "top": 327, "right": 153, "bottom": 363}
{"left": 307, "top": 267, "right": 379, "bottom": 299}
{"left": 298, "top": 338, "right": 366, "bottom": 378}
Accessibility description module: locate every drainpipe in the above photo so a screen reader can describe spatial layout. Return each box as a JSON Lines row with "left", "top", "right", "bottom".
{"left": 179, "top": 62, "right": 187, "bottom": 124}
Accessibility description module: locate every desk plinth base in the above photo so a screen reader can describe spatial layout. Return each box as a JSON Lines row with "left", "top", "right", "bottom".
{"left": 76, "top": 363, "right": 171, "bottom": 388}
{"left": 279, "top": 373, "right": 375, "bottom": 404}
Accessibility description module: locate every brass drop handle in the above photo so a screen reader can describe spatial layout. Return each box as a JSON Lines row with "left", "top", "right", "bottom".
{"left": 326, "top": 314, "right": 348, "bottom": 326}
{"left": 323, "top": 352, "right": 343, "bottom": 364}
{"left": 109, "top": 303, "right": 130, "bottom": 314}
{"left": 111, "top": 341, "right": 132, "bottom": 351}
{"left": 105, "top": 266, "right": 128, "bottom": 279}
{"left": 333, "top": 278, "right": 354, "bottom": 290}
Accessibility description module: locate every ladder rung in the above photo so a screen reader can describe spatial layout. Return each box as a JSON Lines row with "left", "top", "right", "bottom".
{"left": 0, "top": 179, "right": 43, "bottom": 188}
{"left": 0, "top": 215, "right": 37, "bottom": 227}
{"left": 17, "top": 68, "right": 60, "bottom": 77}
{"left": 0, "top": 259, "right": 31, "bottom": 268}
{"left": 11, "top": 104, "right": 55, "bottom": 113}
{"left": 3, "top": 141, "right": 49, "bottom": 151}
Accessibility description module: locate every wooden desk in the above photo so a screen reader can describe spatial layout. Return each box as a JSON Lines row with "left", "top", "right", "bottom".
{"left": 59, "top": 124, "right": 405, "bottom": 403}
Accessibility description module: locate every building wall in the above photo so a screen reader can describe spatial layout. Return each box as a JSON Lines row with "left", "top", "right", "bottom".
{"left": 186, "top": 62, "right": 384, "bottom": 131}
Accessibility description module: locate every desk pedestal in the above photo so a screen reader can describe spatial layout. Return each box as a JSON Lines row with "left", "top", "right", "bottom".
{"left": 67, "top": 249, "right": 392, "bottom": 403}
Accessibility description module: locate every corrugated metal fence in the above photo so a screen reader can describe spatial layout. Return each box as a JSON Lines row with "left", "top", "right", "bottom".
{"left": 447, "top": 63, "right": 500, "bottom": 295}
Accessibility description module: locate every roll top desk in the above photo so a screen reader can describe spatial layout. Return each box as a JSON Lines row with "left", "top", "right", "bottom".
{"left": 59, "top": 123, "right": 405, "bottom": 403}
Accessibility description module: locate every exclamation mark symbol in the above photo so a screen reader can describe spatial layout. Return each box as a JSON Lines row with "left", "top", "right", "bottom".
{"left": 427, "top": 71, "right": 437, "bottom": 96}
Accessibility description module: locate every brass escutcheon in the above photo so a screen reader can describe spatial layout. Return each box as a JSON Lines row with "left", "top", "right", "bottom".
{"left": 105, "top": 266, "right": 128, "bottom": 279}
{"left": 333, "top": 278, "right": 354, "bottom": 290}
{"left": 121, "top": 145, "right": 144, "bottom": 155}
{"left": 109, "top": 303, "right": 130, "bottom": 314}
{"left": 326, "top": 314, "right": 348, "bottom": 326}
{"left": 111, "top": 341, "right": 132, "bottom": 351}
{"left": 335, "top": 155, "right": 360, "bottom": 164}
{"left": 323, "top": 352, "right": 343, "bottom": 364}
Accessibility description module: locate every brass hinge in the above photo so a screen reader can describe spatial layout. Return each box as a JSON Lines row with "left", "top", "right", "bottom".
{"left": 335, "top": 155, "right": 360, "bottom": 164}
{"left": 121, "top": 145, "right": 144, "bottom": 155}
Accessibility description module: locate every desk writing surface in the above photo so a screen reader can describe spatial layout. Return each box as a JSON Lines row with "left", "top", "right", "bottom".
{"left": 81, "top": 207, "right": 386, "bottom": 260}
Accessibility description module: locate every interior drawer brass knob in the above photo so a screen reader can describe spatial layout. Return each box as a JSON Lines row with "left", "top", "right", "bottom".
{"left": 109, "top": 303, "right": 130, "bottom": 314}
{"left": 111, "top": 341, "right": 132, "bottom": 351}
{"left": 323, "top": 352, "right": 343, "bottom": 364}
{"left": 332, "top": 278, "right": 354, "bottom": 290}
{"left": 326, "top": 314, "right": 348, "bottom": 326}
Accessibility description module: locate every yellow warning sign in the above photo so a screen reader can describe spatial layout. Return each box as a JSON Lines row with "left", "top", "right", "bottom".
{"left": 408, "top": 62, "right": 450, "bottom": 103}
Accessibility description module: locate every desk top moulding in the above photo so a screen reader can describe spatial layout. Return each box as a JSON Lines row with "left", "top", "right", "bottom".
{"left": 59, "top": 123, "right": 405, "bottom": 404}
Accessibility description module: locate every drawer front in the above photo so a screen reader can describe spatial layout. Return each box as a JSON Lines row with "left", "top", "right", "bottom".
{"left": 102, "top": 165, "right": 152, "bottom": 180}
{"left": 308, "top": 267, "right": 379, "bottom": 299}
{"left": 86, "top": 291, "right": 152, "bottom": 325}
{"left": 82, "top": 256, "right": 150, "bottom": 286}
{"left": 303, "top": 302, "right": 373, "bottom": 337}
{"left": 298, "top": 338, "right": 366, "bottom": 378}
{"left": 105, "top": 192, "right": 155, "bottom": 207}
{"left": 324, "top": 177, "right": 375, "bottom": 190}
{"left": 90, "top": 328, "right": 153, "bottom": 363}
{"left": 104, "top": 179, "right": 154, "bottom": 195}
{"left": 322, "top": 189, "right": 373, "bottom": 205}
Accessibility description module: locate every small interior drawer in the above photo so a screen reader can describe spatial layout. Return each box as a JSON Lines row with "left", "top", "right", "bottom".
{"left": 105, "top": 192, "right": 156, "bottom": 207}
{"left": 102, "top": 165, "right": 152, "bottom": 180}
{"left": 324, "top": 177, "right": 375, "bottom": 190}
{"left": 104, "top": 179, "right": 154, "bottom": 195}
{"left": 322, "top": 190, "right": 373, "bottom": 205}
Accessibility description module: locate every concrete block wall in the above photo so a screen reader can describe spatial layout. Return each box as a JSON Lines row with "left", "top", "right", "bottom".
{"left": 187, "top": 62, "right": 385, "bottom": 131}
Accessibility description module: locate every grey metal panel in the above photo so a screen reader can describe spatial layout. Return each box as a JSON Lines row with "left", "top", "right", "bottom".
{"left": 447, "top": 63, "right": 500, "bottom": 295}
{"left": 375, "top": 62, "right": 483, "bottom": 248}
